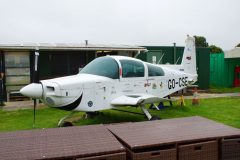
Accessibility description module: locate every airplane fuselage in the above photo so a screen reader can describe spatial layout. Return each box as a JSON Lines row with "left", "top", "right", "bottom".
{"left": 20, "top": 36, "right": 197, "bottom": 114}
{"left": 37, "top": 56, "right": 191, "bottom": 111}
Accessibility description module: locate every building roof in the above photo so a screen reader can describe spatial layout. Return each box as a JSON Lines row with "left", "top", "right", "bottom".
{"left": 0, "top": 43, "right": 147, "bottom": 52}
{"left": 225, "top": 47, "right": 240, "bottom": 58}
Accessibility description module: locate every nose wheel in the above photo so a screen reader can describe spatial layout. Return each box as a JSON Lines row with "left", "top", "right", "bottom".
{"left": 59, "top": 121, "right": 73, "bottom": 127}
{"left": 150, "top": 115, "right": 161, "bottom": 121}
{"left": 58, "top": 112, "right": 76, "bottom": 127}
{"left": 58, "top": 111, "right": 103, "bottom": 127}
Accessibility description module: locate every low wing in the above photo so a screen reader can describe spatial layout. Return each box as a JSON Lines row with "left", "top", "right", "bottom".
{"left": 111, "top": 94, "right": 171, "bottom": 106}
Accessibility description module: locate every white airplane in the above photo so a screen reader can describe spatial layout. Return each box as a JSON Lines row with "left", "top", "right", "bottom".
{"left": 20, "top": 36, "right": 197, "bottom": 126}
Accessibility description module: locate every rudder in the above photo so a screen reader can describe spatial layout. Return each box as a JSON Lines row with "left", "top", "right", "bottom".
{"left": 181, "top": 36, "right": 197, "bottom": 75}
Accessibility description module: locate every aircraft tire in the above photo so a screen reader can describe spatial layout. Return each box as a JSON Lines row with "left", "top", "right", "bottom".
{"left": 86, "top": 111, "right": 103, "bottom": 118}
{"left": 150, "top": 115, "right": 161, "bottom": 121}
{"left": 60, "top": 121, "right": 73, "bottom": 127}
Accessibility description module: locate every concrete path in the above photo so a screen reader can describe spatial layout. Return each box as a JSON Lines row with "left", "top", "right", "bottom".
{"left": 182, "top": 92, "right": 240, "bottom": 99}
{"left": 1, "top": 101, "right": 46, "bottom": 111}
{"left": 1, "top": 92, "right": 239, "bottom": 111}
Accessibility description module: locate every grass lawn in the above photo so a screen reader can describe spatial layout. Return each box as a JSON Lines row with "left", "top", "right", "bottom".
{"left": 209, "top": 86, "right": 240, "bottom": 93}
{"left": 0, "top": 97, "right": 240, "bottom": 132}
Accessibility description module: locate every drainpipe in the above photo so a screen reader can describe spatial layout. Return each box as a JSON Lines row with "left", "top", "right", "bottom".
{"left": 134, "top": 50, "right": 141, "bottom": 58}
{"left": 173, "top": 42, "right": 176, "bottom": 64}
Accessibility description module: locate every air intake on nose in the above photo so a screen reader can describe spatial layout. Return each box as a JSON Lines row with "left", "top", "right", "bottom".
{"left": 46, "top": 86, "right": 55, "bottom": 91}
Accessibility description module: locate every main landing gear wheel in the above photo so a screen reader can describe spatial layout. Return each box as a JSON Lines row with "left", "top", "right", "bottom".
{"left": 85, "top": 111, "right": 103, "bottom": 119}
{"left": 150, "top": 115, "right": 161, "bottom": 121}
{"left": 140, "top": 104, "right": 161, "bottom": 121}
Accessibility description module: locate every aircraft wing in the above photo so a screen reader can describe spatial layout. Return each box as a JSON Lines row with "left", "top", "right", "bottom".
{"left": 111, "top": 94, "right": 171, "bottom": 106}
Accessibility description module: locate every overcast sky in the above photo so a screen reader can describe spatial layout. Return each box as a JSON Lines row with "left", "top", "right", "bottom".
{"left": 0, "top": 0, "right": 239, "bottom": 50}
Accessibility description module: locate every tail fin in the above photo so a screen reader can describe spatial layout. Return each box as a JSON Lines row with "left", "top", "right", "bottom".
{"left": 181, "top": 36, "right": 197, "bottom": 82}
{"left": 181, "top": 36, "right": 197, "bottom": 75}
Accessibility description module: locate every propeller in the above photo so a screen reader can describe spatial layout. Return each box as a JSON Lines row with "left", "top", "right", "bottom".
{"left": 33, "top": 49, "right": 39, "bottom": 128}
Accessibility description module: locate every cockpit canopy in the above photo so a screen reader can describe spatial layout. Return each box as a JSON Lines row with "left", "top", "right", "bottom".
{"left": 147, "top": 64, "right": 165, "bottom": 77}
{"left": 80, "top": 56, "right": 164, "bottom": 79}
{"left": 80, "top": 57, "right": 119, "bottom": 79}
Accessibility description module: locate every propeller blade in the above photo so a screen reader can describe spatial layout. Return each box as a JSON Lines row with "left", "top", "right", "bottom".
{"left": 33, "top": 49, "right": 39, "bottom": 128}
{"left": 33, "top": 99, "right": 36, "bottom": 128}
{"left": 33, "top": 49, "right": 39, "bottom": 82}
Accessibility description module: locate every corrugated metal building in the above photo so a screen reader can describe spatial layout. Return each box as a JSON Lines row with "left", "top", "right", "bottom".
{"left": 0, "top": 43, "right": 146, "bottom": 101}
{"left": 210, "top": 48, "right": 240, "bottom": 87}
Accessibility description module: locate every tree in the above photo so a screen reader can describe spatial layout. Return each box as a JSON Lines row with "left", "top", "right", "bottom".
{"left": 236, "top": 43, "right": 240, "bottom": 47}
{"left": 193, "top": 35, "right": 223, "bottom": 53}
{"left": 209, "top": 45, "right": 223, "bottom": 53}
{"left": 194, "top": 35, "right": 209, "bottom": 47}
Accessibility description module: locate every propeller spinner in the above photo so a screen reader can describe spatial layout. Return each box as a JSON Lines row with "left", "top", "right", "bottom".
{"left": 20, "top": 83, "right": 43, "bottom": 99}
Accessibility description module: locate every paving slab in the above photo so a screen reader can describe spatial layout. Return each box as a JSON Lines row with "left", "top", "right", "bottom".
{"left": 0, "top": 124, "right": 126, "bottom": 160}
{"left": 2, "top": 101, "right": 46, "bottom": 111}
{"left": 107, "top": 116, "right": 240, "bottom": 150}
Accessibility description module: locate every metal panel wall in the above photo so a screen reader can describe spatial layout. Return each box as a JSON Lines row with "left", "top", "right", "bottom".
{"left": 210, "top": 53, "right": 226, "bottom": 87}
{"left": 196, "top": 48, "right": 210, "bottom": 90}
{"left": 210, "top": 53, "right": 240, "bottom": 87}
{"left": 38, "top": 51, "right": 92, "bottom": 80}
{"left": 226, "top": 58, "right": 240, "bottom": 87}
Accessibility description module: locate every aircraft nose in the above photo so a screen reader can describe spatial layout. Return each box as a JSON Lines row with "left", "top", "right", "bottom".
{"left": 20, "top": 83, "right": 43, "bottom": 99}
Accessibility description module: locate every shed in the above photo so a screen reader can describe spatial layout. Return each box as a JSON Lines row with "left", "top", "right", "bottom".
{"left": 225, "top": 47, "right": 240, "bottom": 58}
{"left": 210, "top": 48, "right": 240, "bottom": 87}
{"left": 0, "top": 43, "right": 146, "bottom": 101}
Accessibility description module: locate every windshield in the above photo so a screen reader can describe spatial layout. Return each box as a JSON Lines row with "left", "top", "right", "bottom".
{"left": 80, "top": 57, "right": 119, "bottom": 79}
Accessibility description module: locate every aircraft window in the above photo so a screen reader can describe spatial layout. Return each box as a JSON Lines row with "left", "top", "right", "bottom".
{"left": 120, "top": 60, "right": 144, "bottom": 78}
{"left": 80, "top": 57, "right": 119, "bottom": 79}
{"left": 147, "top": 64, "right": 165, "bottom": 77}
